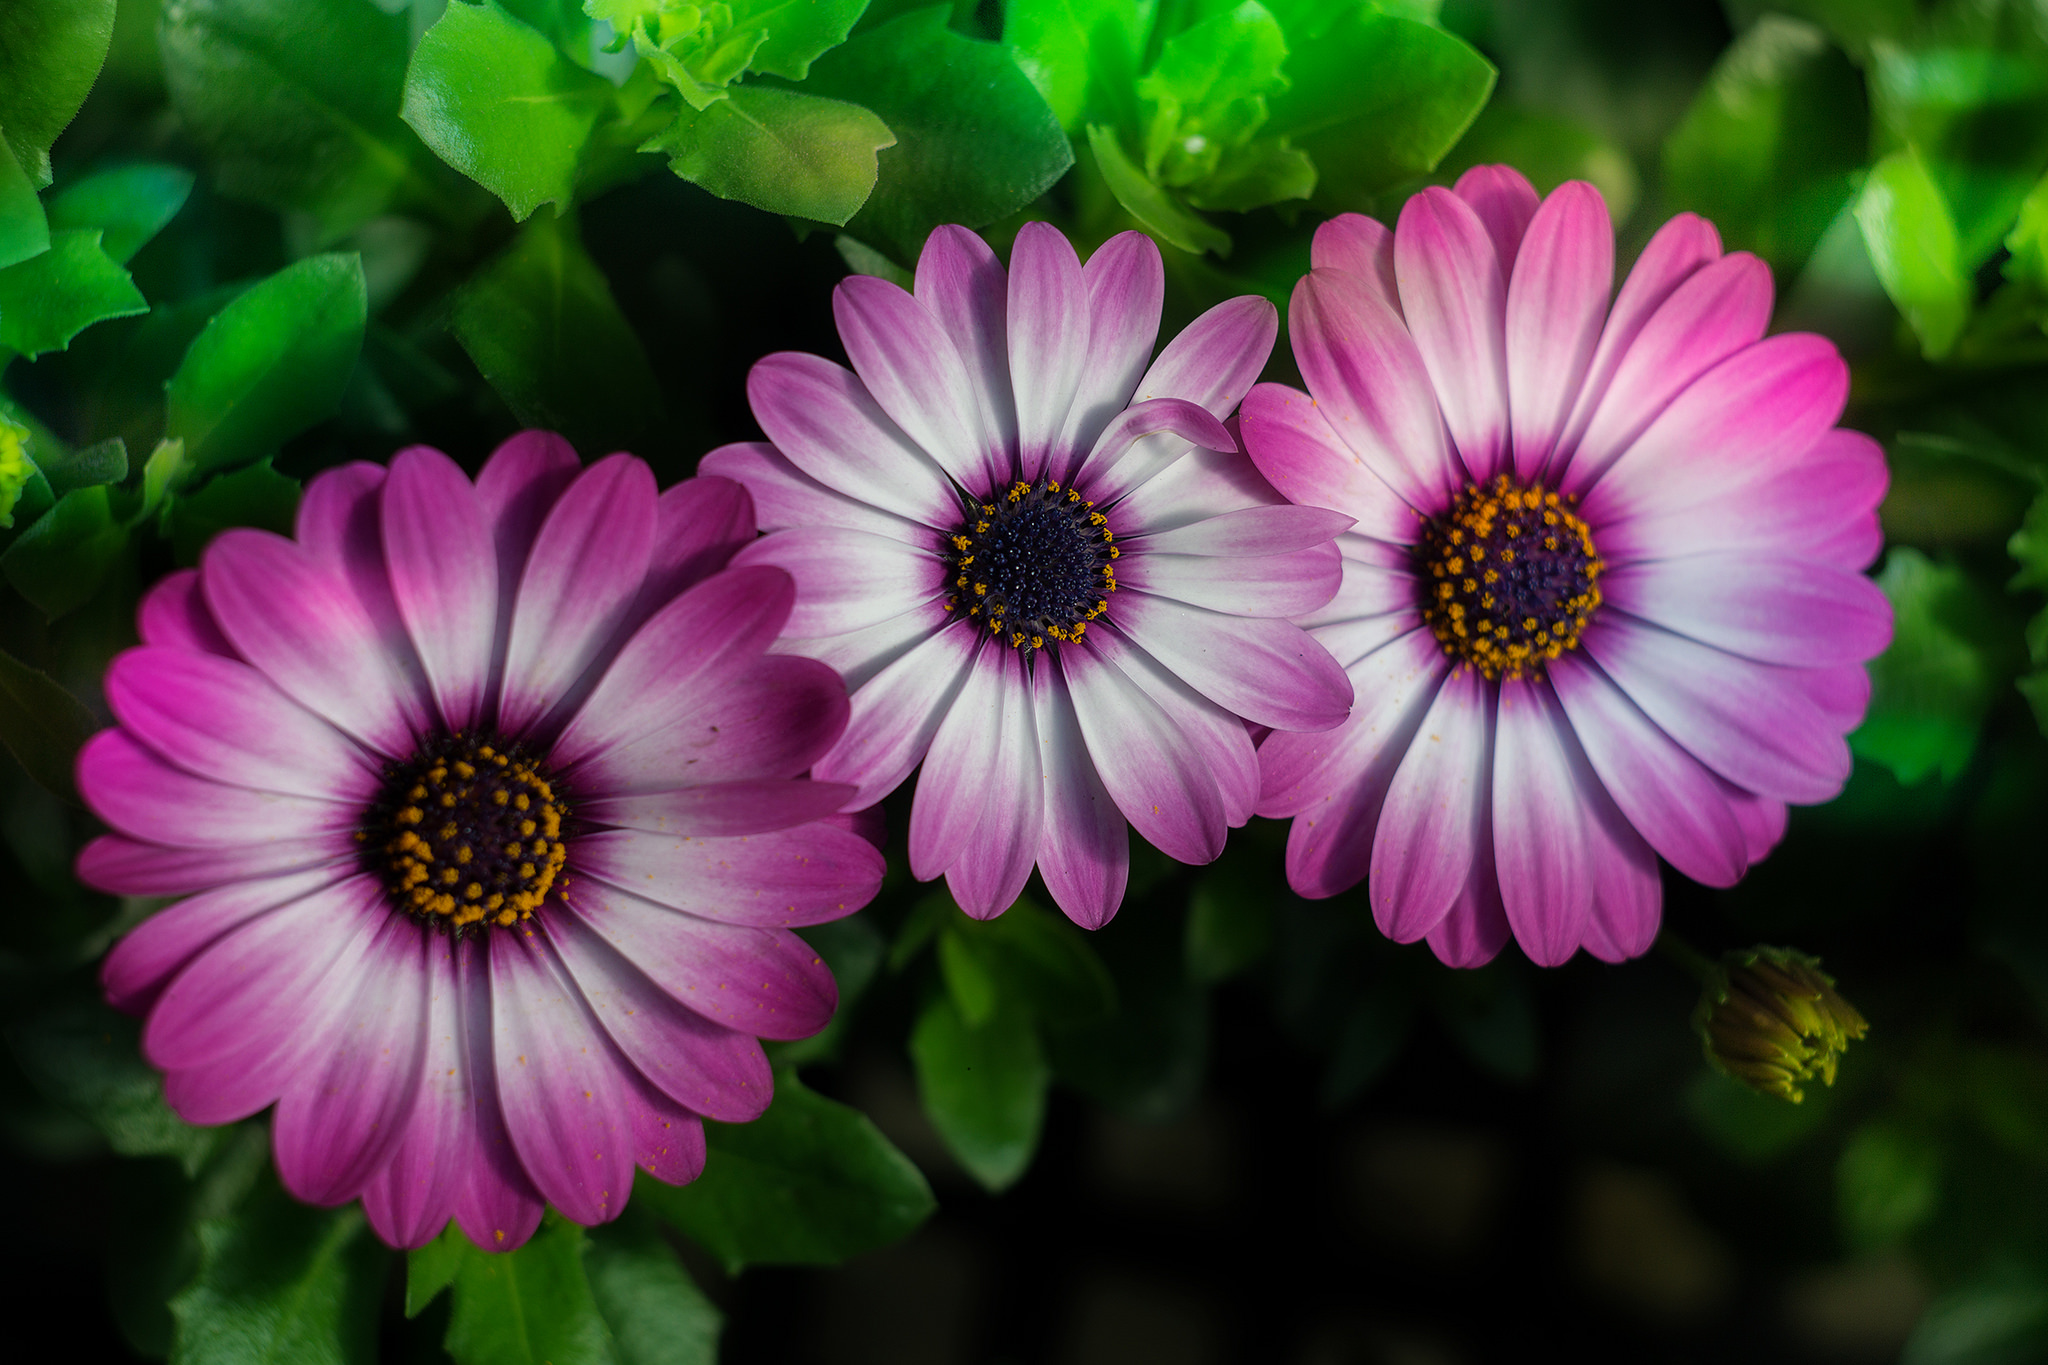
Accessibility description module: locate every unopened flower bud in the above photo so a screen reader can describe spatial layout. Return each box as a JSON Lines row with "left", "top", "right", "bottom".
{"left": 1694, "top": 947, "right": 1868, "bottom": 1103}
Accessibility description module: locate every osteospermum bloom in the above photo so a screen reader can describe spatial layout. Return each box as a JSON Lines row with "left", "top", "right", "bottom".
{"left": 77, "top": 433, "right": 882, "bottom": 1251}
{"left": 1242, "top": 167, "right": 1891, "bottom": 967}
{"left": 704, "top": 223, "right": 1353, "bottom": 927}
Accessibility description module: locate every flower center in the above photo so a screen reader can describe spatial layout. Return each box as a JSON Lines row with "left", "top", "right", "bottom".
{"left": 945, "top": 479, "right": 1119, "bottom": 650}
{"left": 360, "top": 733, "right": 569, "bottom": 930}
{"left": 1415, "top": 474, "right": 1604, "bottom": 681}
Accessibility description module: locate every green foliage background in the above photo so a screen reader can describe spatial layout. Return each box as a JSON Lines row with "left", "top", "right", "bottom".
{"left": 2, "top": 0, "right": 2048, "bottom": 1361}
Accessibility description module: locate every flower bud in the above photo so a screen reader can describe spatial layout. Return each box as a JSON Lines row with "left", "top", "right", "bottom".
{"left": 1694, "top": 947, "right": 1868, "bottom": 1102}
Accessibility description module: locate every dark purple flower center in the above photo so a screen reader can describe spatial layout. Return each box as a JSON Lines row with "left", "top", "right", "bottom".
{"left": 1414, "top": 474, "right": 1604, "bottom": 681}
{"left": 359, "top": 732, "right": 569, "bottom": 930}
{"left": 945, "top": 478, "right": 1120, "bottom": 649}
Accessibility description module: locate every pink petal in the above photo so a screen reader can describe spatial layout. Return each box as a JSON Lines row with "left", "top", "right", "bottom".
{"left": 700, "top": 441, "right": 921, "bottom": 543}
{"left": 102, "top": 866, "right": 349, "bottom": 1014}
{"left": 1370, "top": 667, "right": 1493, "bottom": 942}
{"left": 814, "top": 621, "right": 979, "bottom": 808}
{"left": 1055, "top": 230, "right": 1165, "bottom": 477}
{"left": 1131, "top": 294, "right": 1275, "bottom": 418}
{"left": 1601, "top": 554, "right": 1893, "bottom": 667}
{"left": 453, "top": 936, "right": 546, "bottom": 1253}
{"left": 575, "top": 822, "right": 883, "bottom": 928}
{"left": 943, "top": 648, "right": 1043, "bottom": 919}
{"left": 905, "top": 638, "right": 1004, "bottom": 880}
{"left": 360, "top": 938, "right": 470, "bottom": 1250}
{"left": 1452, "top": 164, "right": 1541, "bottom": 274}
{"left": 579, "top": 780, "right": 859, "bottom": 838}
{"left": 783, "top": 598, "right": 952, "bottom": 693}
{"left": 138, "top": 569, "right": 235, "bottom": 658}
{"left": 1087, "top": 624, "right": 1260, "bottom": 823}
{"left": 1394, "top": 186, "right": 1511, "bottom": 480}
{"left": 622, "top": 1071, "right": 708, "bottom": 1186}
{"left": 1033, "top": 661, "right": 1129, "bottom": 929}
{"left": 1424, "top": 854, "right": 1512, "bottom": 969}
{"left": 1489, "top": 681, "right": 1594, "bottom": 967}
{"left": 1237, "top": 382, "right": 1424, "bottom": 543}
{"left": 77, "top": 831, "right": 350, "bottom": 900}
{"left": 1006, "top": 221, "right": 1090, "bottom": 482}
{"left": 78, "top": 729, "right": 356, "bottom": 849}
{"left": 915, "top": 225, "right": 1016, "bottom": 485}
{"left": 573, "top": 653, "right": 847, "bottom": 794}
{"left": 1062, "top": 639, "right": 1232, "bottom": 865}
{"left": 1078, "top": 397, "right": 1236, "bottom": 506}
{"left": 636, "top": 475, "right": 757, "bottom": 604}
{"left": 1505, "top": 182, "right": 1612, "bottom": 481}
{"left": 731, "top": 525, "right": 943, "bottom": 638}
{"left": 834, "top": 273, "right": 992, "bottom": 489}
{"left": 1135, "top": 504, "right": 1354, "bottom": 557}
{"left": 1110, "top": 590, "right": 1352, "bottom": 732}
{"left": 1120, "top": 543, "right": 1341, "bottom": 619}
{"left": 746, "top": 351, "right": 957, "bottom": 526}
{"left": 1311, "top": 214, "right": 1399, "bottom": 312}
{"left": 381, "top": 446, "right": 497, "bottom": 731}
{"left": 1102, "top": 442, "right": 1287, "bottom": 538}
{"left": 1581, "top": 808, "right": 1662, "bottom": 964}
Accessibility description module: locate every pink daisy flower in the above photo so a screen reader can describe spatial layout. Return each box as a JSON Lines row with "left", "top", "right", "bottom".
{"left": 1241, "top": 167, "right": 1892, "bottom": 968}
{"left": 77, "top": 433, "right": 882, "bottom": 1251}
{"left": 704, "top": 223, "right": 1353, "bottom": 929}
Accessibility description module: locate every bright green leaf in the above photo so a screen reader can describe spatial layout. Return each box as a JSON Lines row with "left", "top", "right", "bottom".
{"left": 1139, "top": 1, "right": 1288, "bottom": 187}
{"left": 47, "top": 162, "right": 195, "bottom": 263}
{"left": 1856, "top": 147, "right": 1972, "bottom": 359}
{"left": 0, "top": 416, "right": 36, "bottom": 528}
{"left": 1182, "top": 136, "right": 1314, "bottom": 212}
{"left": 1088, "top": 123, "right": 1233, "bottom": 255}
{"left": 166, "top": 252, "right": 368, "bottom": 479}
{"left": 0, "top": 142, "right": 49, "bottom": 270}
{"left": 1662, "top": 15, "right": 1866, "bottom": 271}
{"left": 0, "top": 0, "right": 117, "bottom": 187}
{"left": 645, "top": 83, "right": 894, "bottom": 225}
{"left": 0, "top": 644, "right": 101, "bottom": 803}
{"left": 406, "top": 1226, "right": 464, "bottom": 1319}
{"left": 1837, "top": 1123, "right": 1942, "bottom": 1249}
{"left": 0, "top": 228, "right": 148, "bottom": 358}
{"left": 2006, "top": 171, "right": 2048, "bottom": 297}
{"left": 170, "top": 1172, "right": 386, "bottom": 1365}
{"left": 7, "top": 996, "right": 220, "bottom": 1174}
{"left": 0, "top": 484, "right": 130, "bottom": 620}
{"left": 1853, "top": 548, "right": 2025, "bottom": 784}
{"left": 1003, "top": 0, "right": 1152, "bottom": 134}
{"left": 735, "top": 0, "right": 872, "bottom": 80}
{"left": 443, "top": 1219, "right": 617, "bottom": 1365}
{"left": 159, "top": 0, "right": 420, "bottom": 239}
{"left": 802, "top": 6, "right": 1073, "bottom": 262}
{"left": 447, "top": 214, "right": 663, "bottom": 456}
{"left": 641, "top": 1073, "right": 934, "bottom": 1273}
{"left": 165, "top": 459, "right": 301, "bottom": 565}
{"left": 405, "top": 0, "right": 615, "bottom": 221}
{"left": 586, "top": 1219, "right": 723, "bottom": 1365}
{"left": 1263, "top": 7, "right": 1493, "bottom": 213}
{"left": 910, "top": 992, "right": 1049, "bottom": 1191}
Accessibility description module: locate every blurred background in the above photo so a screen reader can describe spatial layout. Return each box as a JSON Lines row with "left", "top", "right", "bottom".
{"left": 5, "top": 1, "right": 2048, "bottom": 1362}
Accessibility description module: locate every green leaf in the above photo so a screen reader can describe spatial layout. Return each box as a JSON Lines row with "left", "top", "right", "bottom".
{"left": 0, "top": 0, "right": 117, "bottom": 187}
{"left": 405, "top": 0, "right": 616, "bottom": 221}
{"left": 1684, "top": 1065, "right": 1834, "bottom": 1165}
{"left": 0, "top": 142, "right": 49, "bottom": 270}
{"left": 1003, "top": 0, "right": 1152, "bottom": 134}
{"left": 6, "top": 996, "right": 220, "bottom": 1174}
{"left": 802, "top": 6, "right": 1073, "bottom": 262}
{"left": 441, "top": 1219, "right": 618, "bottom": 1365}
{"left": 909, "top": 992, "right": 1049, "bottom": 1191}
{"left": 165, "top": 459, "right": 302, "bottom": 565}
{"left": 42, "top": 436, "right": 128, "bottom": 497}
{"left": 1088, "top": 123, "right": 1233, "bottom": 255}
{"left": 1263, "top": 7, "right": 1493, "bottom": 213}
{"left": 0, "top": 415, "right": 39, "bottom": 529}
{"left": 1186, "top": 864, "right": 1274, "bottom": 984}
{"left": 736, "top": 0, "right": 872, "bottom": 80}
{"left": 170, "top": 1171, "right": 387, "bottom": 1365}
{"left": 159, "top": 0, "right": 420, "bottom": 238}
{"left": 0, "top": 228, "right": 148, "bottom": 357}
{"left": 958, "top": 896, "right": 1117, "bottom": 1024}
{"left": 1904, "top": 1269, "right": 2048, "bottom": 1365}
{"left": 0, "top": 484, "right": 130, "bottom": 620}
{"left": 2006, "top": 171, "right": 2048, "bottom": 298}
{"left": 1856, "top": 147, "right": 1972, "bottom": 360}
{"left": 1139, "top": 1, "right": 1288, "bottom": 187}
{"left": 406, "top": 1227, "right": 464, "bottom": 1319}
{"left": 1836, "top": 1122, "right": 1942, "bottom": 1249}
{"left": 644, "top": 83, "right": 895, "bottom": 225}
{"left": 1442, "top": 102, "right": 1639, "bottom": 224}
{"left": 0, "top": 644, "right": 100, "bottom": 804}
{"left": 1662, "top": 15, "right": 1866, "bottom": 272}
{"left": 640, "top": 1072, "right": 934, "bottom": 1273}
{"left": 1853, "top": 548, "right": 2026, "bottom": 784}
{"left": 1181, "top": 135, "right": 1314, "bottom": 212}
{"left": 47, "top": 162, "right": 196, "bottom": 264}
{"left": 447, "top": 213, "right": 664, "bottom": 456}
{"left": 937, "top": 926, "right": 1002, "bottom": 1026}
{"left": 166, "top": 252, "right": 368, "bottom": 480}
{"left": 586, "top": 1219, "right": 723, "bottom": 1365}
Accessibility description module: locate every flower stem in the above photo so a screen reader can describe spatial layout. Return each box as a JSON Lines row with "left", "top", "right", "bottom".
{"left": 1655, "top": 929, "right": 1719, "bottom": 986}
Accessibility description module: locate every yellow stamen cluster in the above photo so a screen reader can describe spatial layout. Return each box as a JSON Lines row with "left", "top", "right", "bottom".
{"left": 1416, "top": 474, "right": 1603, "bottom": 681}
{"left": 361, "top": 734, "right": 568, "bottom": 930}
{"left": 945, "top": 478, "right": 1118, "bottom": 650}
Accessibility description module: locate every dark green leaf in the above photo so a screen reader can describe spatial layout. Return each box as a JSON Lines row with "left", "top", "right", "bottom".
{"left": 1429, "top": 960, "right": 1538, "bottom": 1083}
{"left": 1003, "top": 0, "right": 1150, "bottom": 134}
{"left": 169, "top": 1171, "right": 387, "bottom": 1365}
{"left": 405, "top": 1226, "right": 464, "bottom": 1319}
{"left": 909, "top": 992, "right": 1049, "bottom": 1191}
{"left": 1263, "top": 8, "right": 1494, "bottom": 212}
{"left": 47, "top": 162, "right": 196, "bottom": 263}
{"left": 1088, "top": 124, "right": 1233, "bottom": 256}
{"left": 1185, "top": 864, "right": 1274, "bottom": 984}
{"left": 0, "top": 228, "right": 148, "bottom": 358}
{"left": 641, "top": 1072, "right": 935, "bottom": 1273}
{"left": 6, "top": 997, "right": 220, "bottom": 1174}
{"left": 166, "top": 252, "right": 368, "bottom": 480}
{"left": 41, "top": 436, "right": 129, "bottom": 498}
{"left": 1903, "top": 1269, "right": 2048, "bottom": 1365}
{"left": 586, "top": 1218, "right": 723, "bottom": 1365}
{"left": 165, "top": 459, "right": 302, "bottom": 565}
{"left": 802, "top": 6, "right": 1073, "bottom": 262}
{"left": 772, "top": 913, "right": 887, "bottom": 1066}
{"left": 1442, "top": 102, "right": 1638, "bottom": 222}
{"left": 0, "top": 642, "right": 99, "bottom": 804}
{"left": 1854, "top": 548, "right": 2026, "bottom": 782}
{"left": 954, "top": 896, "right": 1117, "bottom": 1025}
{"left": 736, "top": 0, "right": 872, "bottom": 80}
{"left": 159, "top": 0, "right": 420, "bottom": 238}
{"left": 938, "top": 927, "right": 1001, "bottom": 1026}
{"left": 1855, "top": 147, "right": 1972, "bottom": 360}
{"left": 1662, "top": 15, "right": 1866, "bottom": 272}
{"left": 0, "top": 0, "right": 117, "bottom": 186}
{"left": 0, "top": 141, "right": 49, "bottom": 270}
{"left": 447, "top": 213, "right": 663, "bottom": 456}
{"left": 1684, "top": 1066, "right": 1834, "bottom": 1165}
{"left": 0, "top": 484, "right": 130, "bottom": 620}
{"left": 404, "top": 0, "right": 615, "bottom": 221}
{"left": 1837, "top": 1123, "right": 1942, "bottom": 1249}
{"left": 442, "top": 1218, "right": 618, "bottom": 1365}
{"left": 644, "top": 84, "right": 895, "bottom": 225}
